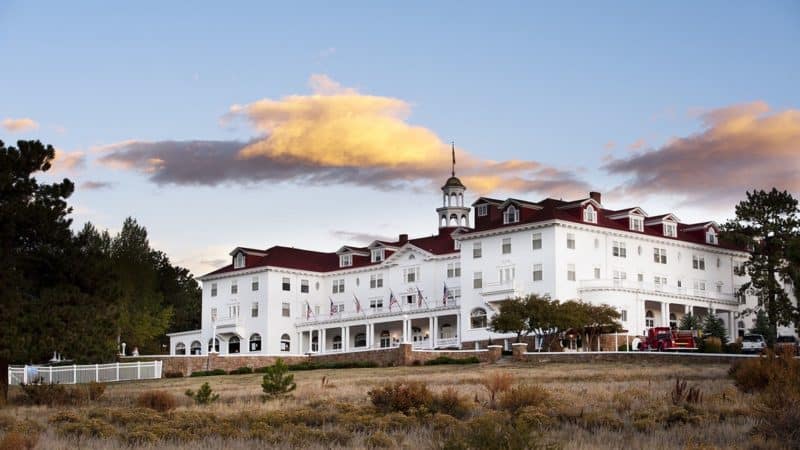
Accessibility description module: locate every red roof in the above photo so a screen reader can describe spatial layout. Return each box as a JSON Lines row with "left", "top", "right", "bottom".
{"left": 202, "top": 229, "right": 459, "bottom": 278}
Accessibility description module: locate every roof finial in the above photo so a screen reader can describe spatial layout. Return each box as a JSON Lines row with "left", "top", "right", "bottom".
{"left": 451, "top": 141, "right": 456, "bottom": 177}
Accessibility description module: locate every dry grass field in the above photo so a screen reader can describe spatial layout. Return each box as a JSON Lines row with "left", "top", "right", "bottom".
{"left": 0, "top": 358, "right": 793, "bottom": 449}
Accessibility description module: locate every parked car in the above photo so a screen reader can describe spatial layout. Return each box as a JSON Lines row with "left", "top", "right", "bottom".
{"left": 775, "top": 335, "right": 800, "bottom": 355}
{"left": 741, "top": 334, "right": 767, "bottom": 354}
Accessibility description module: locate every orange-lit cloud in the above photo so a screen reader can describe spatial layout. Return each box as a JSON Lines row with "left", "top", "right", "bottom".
{"left": 605, "top": 101, "right": 800, "bottom": 204}
{"left": 2, "top": 117, "right": 39, "bottom": 132}
{"left": 51, "top": 148, "right": 86, "bottom": 173}
{"left": 99, "top": 75, "right": 589, "bottom": 198}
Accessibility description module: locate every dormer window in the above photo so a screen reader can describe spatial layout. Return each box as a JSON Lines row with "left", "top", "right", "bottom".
{"left": 340, "top": 254, "right": 352, "bottom": 267}
{"left": 664, "top": 222, "right": 677, "bottom": 238}
{"left": 503, "top": 205, "right": 519, "bottom": 224}
{"left": 233, "top": 252, "right": 246, "bottom": 269}
{"left": 630, "top": 216, "right": 644, "bottom": 232}
{"left": 476, "top": 204, "right": 488, "bottom": 217}
{"left": 371, "top": 248, "right": 384, "bottom": 263}
{"left": 583, "top": 205, "right": 597, "bottom": 223}
{"left": 706, "top": 230, "right": 718, "bottom": 245}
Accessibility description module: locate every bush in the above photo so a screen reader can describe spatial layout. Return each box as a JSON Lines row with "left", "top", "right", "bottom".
{"left": 498, "top": 384, "right": 551, "bottom": 413}
{"left": 228, "top": 366, "right": 253, "bottom": 375}
{"left": 431, "top": 387, "right": 472, "bottom": 419}
{"left": 481, "top": 371, "right": 514, "bottom": 408}
{"left": 702, "top": 337, "right": 722, "bottom": 353}
{"left": 261, "top": 359, "right": 297, "bottom": 400}
{"left": 368, "top": 381, "right": 433, "bottom": 414}
{"left": 20, "top": 381, "right": 69, "bottom": 406}
{"left": 164, "top": 371, "right": 184, "bottom": 378}
{"left": 423, "top": 356, "right": 480, "bottom": 366}
{"left": 281, "top": 360, "right": 379, "bottom": 371}
{"left": 729, "top": 349, "right": 800, "bottom": 393}
{"left": 84, "top": 381, "right": 106, "bottom": 401}
{"left": 670, "top": 378, "right": 702, "bottom": 405}
{"left": 136, "top": 390, "right": 177, "bottom": 412}
{"left": 189, "top": 369, "right": 227, "bottom": 377}
{"left": 185, "top": 382, "right": 220, "bottom": 405}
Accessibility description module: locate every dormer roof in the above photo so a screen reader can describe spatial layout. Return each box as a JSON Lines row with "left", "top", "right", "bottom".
{"left": 607, "top": 207, "right": 648, "bottom": 219}
{"left": 682, "top": 221, "right": 720, "bottom": 232}
{"left": 645, "top": 213, "right": 681, "bottom": 225}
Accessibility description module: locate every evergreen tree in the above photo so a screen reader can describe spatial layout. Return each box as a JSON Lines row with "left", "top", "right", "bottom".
{"left": 679, "top": 313, "right": 700, "bottom": 331}
{"left": 702, "top": 314, "right": 729, "bottom": 346}
{"left": 749, "top": 309, "right": 775, "bottom": 342}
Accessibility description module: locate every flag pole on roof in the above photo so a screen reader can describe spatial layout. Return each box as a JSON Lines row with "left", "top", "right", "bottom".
{"left": 451, "top": 141, "right": 456, "bottom": 177}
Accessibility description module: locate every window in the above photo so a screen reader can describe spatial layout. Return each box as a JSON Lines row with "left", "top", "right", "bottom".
{"left": 251, "top": 302, "right": 259, "bottom": 318}
{"left": 664, "top": 222, "right": 677, "bottom": 237}
{"left": 403, "top": 267, "right": 419, "bottom": 283}
{"left": 301, "top": 279, "right": 309, "bottom": 293}
{"left": 332, "top": 335, "right": 342, "bottom": 350}
{"left": 251, "top": 276, "right": 259, "bottom": 291}
{"left": 282, "top": 302, "right": 290, "bottom": 317}
{"left": 249, "top": 334, "right": 261, "bottom": 352}
{"left": 654, "top": 276, "right": 667, "bottom": 290}
{"left": 340, "top": 254, "right": 352, "bottom": 267}
{"left": 228, "top": 336, "right": 240, "bottom": 354}
{"left": 470, "top": 308, "right": 488, "bottom": 328}
{"left": 282, "top": 277, "right": 291, "bottom": 291}
{"left": 404, "top": 294, "right": 414, "bottom": 305}
{"left": 371, "top": 248, "right": 384, "bottom": 263}
{"left": 612, "top": 241, "right": 627, "bottom": 258}
{"left": 334, "top": 302, "right": 345, "bottom": 313}
{"left": 533, "top": 264, "right": 543, "bottom": 281}
{"left": 584, "top": 205, "right": 597, "bottom": 223}
{"left": 473, "top": 242, "right": 482, "bottom": 258}
{"left": 677, "top": 279, "right": 683, "bottom": 288}
{"left": 380, "top": 330, "right": 391, "bottom": 348}
{"left": 280, "top": 334, "right": 291, "bottom": 352}
{"left": 370, "top": 274, "right": 384, "bottom": 288}
{"left": 503, "top": 205, "right": 519, "bottom": 224}
{"left": 208, "top": 338, "right": 220, "bottom": 353}
{"left": 476, "top": 204, "right": 488, "bottom": 216}
{"left": 231, "top": 280, "right": 238, "bottom": 294}
{"left": 448, "top": 287, "right": 462, "bottom": 302}
{"left": 735, "top": 286, "right": 745, "bottom": 304}
{"left": 637, "top": 273, "right": 644, "bottom": 282}
{"left": 716, "top": 257, "right": 721, "bottom": 268}
{"left": 332, "top": 279, "right": 345, "bottom": 294}
{"left": 532, "top": 233, "right": 542, "bottom": 250}
{"left": 613, "top": 270, "right": 626, "bottom": 285}
{"left": 693, "top": 280, "right": 706, "bottom": 291}
{"left": 593, "top": 267, "right": 601, "bottom": 279}
{"left": 620, "top": 310, "right": 628, "bottom": 322}
{"left": 692, "top": 255, "right": 705, "bottom": 270}
{"left": 175, "top": 342, "right": 186, "bottom": 355}
{"left": 567, "top": 264, "right": 576, "bottom": 281}
{"left": 314, "top": 305, "right": 320, "bottom": 316}
{"left": 630, "top": 216, "right": 644, "bottom": 232}
{"left": 355, "top": 333, "right": 367, "bottom": 347}
{"left": 566, "top": 233, "right": 576, "bottom": 249}
{"left": 190, "top": 341, "right": 202, "bottom": 355}
{"left": 653, "top": 248, "right": 667, "bottom": 264}
{"left": 234, "top": 252, "right": 245, "bottom": 269}
{"left": 734, "top": 262, "right": 746, "bottom": 276}
{"left": 210, "top": 307, "right": 217, "bottom": 322}
{"left": 210, "top": 283, "right": 217, "bottom": 297}
{"left": 500, "top": 266, "right": 515, "bottom": 283}
{"left": 370, "top": 298, "right": 384, "bottom": 310}
{"left": 473, "top": 271, "right": 483, "bottom": 289}
{"left": 645, "top": 310, "right": 654, "bottom": 328}
{"left": 706, "top": 230, "right": 718, "bottom": 245}
{"left": 447, "top": 262, "right": 461, "bottom": 278}
{"left": 228, "top": 303, "right": 240, "bottom": 318}
{"left": 502, "top": 238, "right": 512, "bottom": 254}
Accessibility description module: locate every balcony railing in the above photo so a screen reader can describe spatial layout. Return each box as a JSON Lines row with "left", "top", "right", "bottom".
{"left": 297, "top": 298, "right": 460, "bottom": 326}
{"left": 578, "top": 279, "right": 737, "bottom": 303}
{"left": 481, "top": 280, "right": 518, "bottom": 297}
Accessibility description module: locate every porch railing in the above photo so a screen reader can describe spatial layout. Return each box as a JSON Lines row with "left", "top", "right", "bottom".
{"left": 7, "top": 361, "right": 162, "bottom": 385}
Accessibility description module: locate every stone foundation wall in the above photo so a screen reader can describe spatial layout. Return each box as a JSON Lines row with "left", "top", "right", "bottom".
{"left": 511, "top": 342, "right": 755, "bottom": 365}
{"left": 311, "top": 348, "right": 402, "bottom": 366}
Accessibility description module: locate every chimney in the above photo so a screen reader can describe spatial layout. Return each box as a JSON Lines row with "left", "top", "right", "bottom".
{"left": 399, "top": 234, "right": 408, "bottom": 244}
{"left": 589, "top": 191, "right": 602, "bottom": 204}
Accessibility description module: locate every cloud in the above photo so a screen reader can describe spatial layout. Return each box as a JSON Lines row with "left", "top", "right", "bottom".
{"left": 627, "top": 138, "right": 647, "bottom": 151}
{"left": 98, "top": 75, "right": 589, "bottom": 198}
{"left": 329, "top": 230, "right": 393, "bottom": 244}
{"left": 51, "top": 149, "right": 86, "bottom": 173}
{"left": 2, "top": 117, "right": 39, "bottom": 132}
{"left": 605, "top": 101, "right": 800, "bottom": 205}
{"left": 80, "top": 181, "right": 113, "bottom": 190}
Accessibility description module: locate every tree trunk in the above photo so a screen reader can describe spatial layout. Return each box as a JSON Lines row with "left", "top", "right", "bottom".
{"left": 0, "top": 357, "right": 8, "bottom": 405}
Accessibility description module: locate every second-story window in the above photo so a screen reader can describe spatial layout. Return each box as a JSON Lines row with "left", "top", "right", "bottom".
{"left": 500, "top": 266, "right": 515, "bottom": 283}
{"left": 654, "top": 276, "right": 667, "bottom": 290}
{"left": 566, "top": 233, "right": 575, "bottom": 249}
{"left": 251, "top": 302, "right": 259, "bottom": 318}
{"left": 473, "top": 242, "right": 482, "bottom": 258}
{"left": 231, "top": 280, "right": 238, "bottom": 294}
{"left": 532, "top": 264, "right": 543, "bottom": 281}
{"left": 300, "top": 279, "right": 309, "bottom": 293}
{"left": 282, "top": 302, "right": 290, "bottom": 317}
{"left": 653, "top": 248, "right": 667, "bottom": 264}
{"left": 502, "top": 238, "right": 512, "bottom": 254}
{"left": 473, "top": 271, "right": 483, "bottom": 289}
{"left": 370, "top": 274, "right": 383, "bottom": 288}
{"left": 210, "top": 283, "right": 217, "bottom": 297}
{"left": 403, "top": 267, "right": 419, "bottom": 283}
{"left": 532, "top": 233, "right": 542, "bottom": 250}
{"left": 612, "top": 241, "right": 627, "bottom": 258}
{"left": 282, "top": 277, "right": 291, "bottom": 291}
{"left": 332, "top": 279, "right": 345, "bottom": 294}
{"left": 567, "top": 264, "right": 576, "bottom": 281}
{"left": 503, "top": 205, "right": 519, "bottom": 224}
{"left": 251, "top": 276, "right": 259, "bottom": 291}
{"left": 693, "top": 255, "right": 706, "bottom": 270}
{"left": 447, "top": 262, "right": 461, "bottom": 278}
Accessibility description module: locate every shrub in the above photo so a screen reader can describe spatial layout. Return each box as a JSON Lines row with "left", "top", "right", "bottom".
{"left": 164, "top": 371, "right": 184, "bottom": 378}
{"left": 617, "top": 343, "right": 631, "bottom": 351}
{"left": 702, "top": 337, "right": 722, "bottom": 354}
{"left": 261, "top": 359, "right": 297, "bottom": 400}
{"left": 84, "top": 381, "right": 106, "bottom": 401}
{"left": 498, "top": 384, "right": 551, "bottom": 413}
{"left": 282, "top": 360, "right": 379, "bottom": 371}
{"left": 423, "top": 356, "right": 480, "bottom": 366}
{"left": 481, "top": 371, "right": 514, "bottom": 408}
{"left": 58, "top": 418, "right": 117, "bottom": 439}
{"left": 444, "top": 410, "right": 547, "bottom": 450}
{"left": 368, "top": 381, "right": 433, "bottom": 414}
{"left": 185, "top": 382, "right": 220, "bottom": 405}
{"left": 431, "top": 387, "right": 472, "bottom": 419}
{"left": 729, "top": 349, "right": 800, "bottom": 393}
{"left": 364, "top": 430, "right": 395, "bottom": 448}
{"left": 136, "top": 390, "right": 177, "bottom": 412}
{"left": 19, "top": 381, "right": 68, "bottom": 406}
{"left": 189, "top": 369, "right": 227, "bottom": 377}
{"left": 229, "top": 366, "right": 253, "bottom": 375}
{"left": 0, "top": 431, "right": 38, "bottom": 450}
{"left": 670, "top": 378, "right": 703, "bottom": 405}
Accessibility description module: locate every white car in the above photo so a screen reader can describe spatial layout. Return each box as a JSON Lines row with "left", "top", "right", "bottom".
{"left": 741, "top": 334, "right": 767, "bottom": 354}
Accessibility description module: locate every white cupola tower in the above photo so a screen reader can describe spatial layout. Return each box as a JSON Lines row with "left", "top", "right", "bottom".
{"left": 436, "top": 142, "right": 471, "bottom": 229}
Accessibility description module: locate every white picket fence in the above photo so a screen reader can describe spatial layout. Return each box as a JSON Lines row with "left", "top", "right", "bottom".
{"left": 7, "top": 361, "right": 162, "bottom": 385}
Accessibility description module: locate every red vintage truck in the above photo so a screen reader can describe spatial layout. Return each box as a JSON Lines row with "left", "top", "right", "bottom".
{"left": 638, "top": 327, "right": 699, "bottom": 351}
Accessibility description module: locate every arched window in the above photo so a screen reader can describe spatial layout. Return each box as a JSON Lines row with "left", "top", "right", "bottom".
{"left": 332, "top": 334, "right": 342, "bottom": 350}
{"left": 228, "top": 336, "right": 240, "bottom": 354}
{"left": 669, "top": 313, "right": 677, "bottom": 329}
{"left": 208, "top": 338, "right": 220, "bottom": 353}
{"left": 280, "top": 333, "right": 291, "bottom": 352}
{"left": 380, "top": 330, "right": 391, "bottom": 348}
{"left": 449, "top": 214, "right": 458, "bottom": 226}
{"left": 584, "top": 205, "right": 597, "bottom": 223}
{"left": 503, "top": 205, "right": 519, "bottom": 224}
{"left": 645, "top": 310, "right": 654, "bottom": 328}
{"left": 249, "top": 333, "right": 262, "bottom": 352}
{"left": 355, "top": 333, "right": 367, "bottom": 347}
{"left": 461, "top": 215, "right": 467, "bottom": 226}
{"left": 449, "top": 193, "right": 456, "bottom": 206}
{"left": 441, "top": 216, "right": 447, "bottom": 227}
{"left": 175, "top": 342, "right": 186, "bottom": 355}
{"left": 190, "top": 341, "right": 202, "bottom": 355}
{"left": 471, "top": 308, "right": 488, "bottom": 329}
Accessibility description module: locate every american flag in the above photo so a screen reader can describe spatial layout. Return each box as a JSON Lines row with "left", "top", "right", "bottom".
{"left": 416, "top": 286, "right": 429, "bottom": 308}
{"left": 353, "top": 294, "right": 362, "bottom": 313}
{"left": 389, "top": 289, "right": 400, "bottom": 311}
{"left": 442, "top": 282, "right": 449, "bottom": 306}
{"left": 306, "top": 301, "right": 313, "bottom": 320}
{"left": 329, "top": 297, "right": 337, "bottom": 316}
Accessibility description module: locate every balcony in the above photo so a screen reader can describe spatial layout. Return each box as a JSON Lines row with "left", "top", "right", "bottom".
{"left": 578, "top": 279, "right": 737, "bottom": 304}
{"left": 296, "top": 298, "right": 460, "bottom": 327}
{"left": 480, "top": 280, "right": 520, "bottom": 301}
{"left": 213, "top": 315, "right": 244, "bottom": 336}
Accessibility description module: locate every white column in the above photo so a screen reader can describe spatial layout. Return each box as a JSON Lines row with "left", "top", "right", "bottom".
{"left": 428, "top": 316, "right": 435, "bottom": 348}
{"left": 433, "top": 316, "right": 438, "bottom": 348}
{"left": 662, "top": 302, "right": 670, "bottom": 327}
{"left": 402, "top": 318, "right": 408, "bottom": 343}
{"left": 321, "top": 328, "right": 326, "bottom": 354}
{"left": 456, "top": 313, "right": 461, "bottom": 344}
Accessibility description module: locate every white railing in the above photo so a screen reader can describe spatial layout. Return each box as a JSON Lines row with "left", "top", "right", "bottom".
{"left": 8, "top": 361, "right": 162, "bottom": 385}
{"left": 578, "top": 279, "right": 737, "bottom": 303}
{"left": 297, "top": 298, "right": 460, "bottom": 326}
{"left": 481, "top": 280, "right": 518, "bottom": 296}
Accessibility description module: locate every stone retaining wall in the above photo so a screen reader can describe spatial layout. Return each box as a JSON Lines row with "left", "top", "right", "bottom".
{"left": 511, "top": 342, "right": 754, "bottom": 365}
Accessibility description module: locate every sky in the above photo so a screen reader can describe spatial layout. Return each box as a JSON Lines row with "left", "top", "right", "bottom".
{"left": 1, "top": 1, "right": 799, "bottom": 277}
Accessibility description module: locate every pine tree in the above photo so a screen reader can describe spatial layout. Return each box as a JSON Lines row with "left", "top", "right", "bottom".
{"left": 261, "top": 359, "right": 296, "bottom": 400}
{"left": 679, "top": 313, "right": 700, "bottom": 331}
{"left": 702, "top": 314, "right": 729, "bottom": 347}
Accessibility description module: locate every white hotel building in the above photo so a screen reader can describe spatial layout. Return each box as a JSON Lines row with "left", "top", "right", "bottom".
{"left": 168, "top": 172, "right": 775, "bottom": 356}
